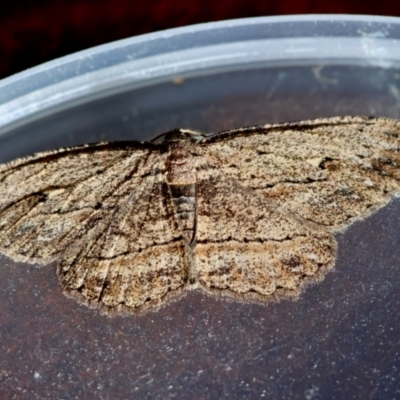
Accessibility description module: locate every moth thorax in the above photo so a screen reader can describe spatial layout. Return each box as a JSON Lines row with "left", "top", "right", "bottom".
{"left": 165, "top": 149, "right": 196, "bottom": 186}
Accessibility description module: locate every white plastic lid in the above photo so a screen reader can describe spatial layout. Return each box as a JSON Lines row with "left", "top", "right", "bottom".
{"left": 1, "top": 14, "right": 400, "bottom": 136}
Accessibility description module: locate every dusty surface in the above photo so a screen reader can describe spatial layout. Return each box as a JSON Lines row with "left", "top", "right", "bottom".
{"left": 1, "top": 65, "right": 400, "bottom": 398}
{"left": 0, "top": 202, "right": 399, "bottom": 398}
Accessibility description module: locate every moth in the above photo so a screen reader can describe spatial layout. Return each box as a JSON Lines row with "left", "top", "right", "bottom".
{"left": 0, "top": 116, "right": 399, "bottom": 315}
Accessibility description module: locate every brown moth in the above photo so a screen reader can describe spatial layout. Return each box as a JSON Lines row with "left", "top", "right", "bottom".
{"left": 0, "top": 116, "right": 400, "bottom": 315}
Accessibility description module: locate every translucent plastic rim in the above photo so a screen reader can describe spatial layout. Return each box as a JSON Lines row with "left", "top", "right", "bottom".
{"left": 0, "top": 14, "right": 400, "bottom": 136}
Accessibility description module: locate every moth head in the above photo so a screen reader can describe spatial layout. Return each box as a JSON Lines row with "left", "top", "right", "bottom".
{"left": 151, "top": 128, "right": 205, "bottom": 144}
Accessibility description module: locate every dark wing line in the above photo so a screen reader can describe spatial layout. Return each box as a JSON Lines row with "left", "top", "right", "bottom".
{"left": 202, "top": 116, "right": 400, "bottom": 143}
{"left": 198, "top": 161, "right": 327, "bottom": 238}
{"left": 196, "top": 156, "right": 334, "bottom": 230}
{"left": 197, "top": 116, "right": 400, "bottom": 232}
{"left": 198, "top": 115, "right": 400, "bottom": 191}
{"left": 60, "top": 149, "right": 161, "bottom": 294}
{"left": 0, "top": 140, "right": 158, "bottom": 176}
{"left": 97, "top": 171, "right": 173, "bottom": 305}
{"left": 0, "top": 151, "right": 131, "bottom": 192}
{"left": 0, "top": 145, "right": 159, "bottom": 264}
{"left": 0, "top": 194, "right": 45, "bottom": 238}
{"left": 0, "top": 141, "right": 158, "bottom": 213}
{"left": 40, "top": 150, "right": 158, "bottom": 255}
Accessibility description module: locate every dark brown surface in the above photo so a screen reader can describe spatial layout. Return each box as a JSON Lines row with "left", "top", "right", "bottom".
{"left": 1, "top": 0, "right": 400, "bottom": 80}
{"left": 1, "top": 200, "right": 400, "bottom": 398}
{"left": 1, "top": 64, "right": 400, "bottom": 398}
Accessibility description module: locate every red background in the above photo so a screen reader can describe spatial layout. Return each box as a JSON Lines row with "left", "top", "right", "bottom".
{"left": 1, "top": 0, "right": 400, "bottom": 80}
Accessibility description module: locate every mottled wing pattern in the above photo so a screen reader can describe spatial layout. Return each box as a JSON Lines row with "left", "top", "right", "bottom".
{"left": 59, "top": 166, "right": 189, "bottom": 314}
{"left": 201, "top": 116, "right": 400, "bottom": 230}
{"left": 194, "top": 163, "right": 336, "bottom": 300}
{"left": 0, "top": 142, "right": 143, "bottom": 263}
{"left": 0, "top": 143, "right": 189, "bottom": 313}
{"left": 2, "top": 116, "right": 399, "bottom": 313}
